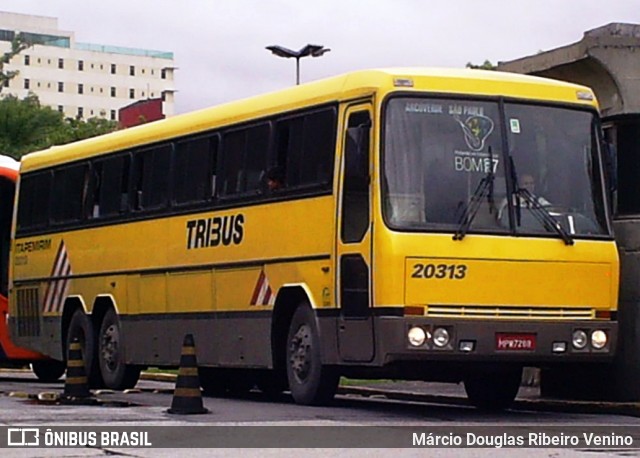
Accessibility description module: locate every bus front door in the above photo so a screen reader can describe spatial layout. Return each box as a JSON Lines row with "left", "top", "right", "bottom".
{"left": 336, "top": 105, "right": 374, "bottom": 362}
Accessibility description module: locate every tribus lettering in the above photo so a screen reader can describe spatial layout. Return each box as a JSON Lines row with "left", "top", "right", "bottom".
{"left": 186, "top": 214, "right": 244, "bottom": 249}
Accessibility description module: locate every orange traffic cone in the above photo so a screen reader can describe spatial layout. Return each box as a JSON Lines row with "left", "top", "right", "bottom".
{"left": 167, "top": 334, "right": 209, "bottom": 414}
{"left": 62, "top": 337, "right": 92, "bottom": 399}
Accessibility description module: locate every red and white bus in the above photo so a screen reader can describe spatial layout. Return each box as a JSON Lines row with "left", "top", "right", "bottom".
{"left": 0, "top": 155, "right": 64, "bottom": 381}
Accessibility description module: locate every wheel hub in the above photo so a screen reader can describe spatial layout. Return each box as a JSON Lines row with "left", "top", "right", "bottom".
{"left": 289, "top": 324, "right": 312, "bottom": 382}
{"left": 101, "top": 324, "right": 119, "bottom": 371}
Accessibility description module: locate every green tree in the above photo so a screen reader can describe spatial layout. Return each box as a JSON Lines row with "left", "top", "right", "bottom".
{"left": 51, "top": 116, "right": 120, "bottom": 144}
{"left": 0, "top": 33, "right": 30, "bottom": 92}
{"left": 0, "top": 93, "right": 119, "bottom": 159}
{"left": 466, "top": 60, "right": 497, "bottom": 70}
{"left": 0, "top": 94, "right": 63, "bottom": 158}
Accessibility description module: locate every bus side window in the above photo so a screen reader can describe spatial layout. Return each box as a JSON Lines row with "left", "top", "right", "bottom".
{"left": 94, "top": 154, "right": 130, "bottom": 217}
{"left": 174, "top": 134, "right": 218, "bottom": 205}
{"left": 131, "top": 145, "right": 171, "bottom": 211}
{"left": 274, "top": 107, "right": 337, "bottom": 191}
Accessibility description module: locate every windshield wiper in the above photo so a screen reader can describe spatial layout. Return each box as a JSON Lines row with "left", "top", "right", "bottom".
{"left": 518, "top": 188, "right": 574, "bottom": 246}
{"left": 453, "top": 166, "right": 495, "bottom": 241}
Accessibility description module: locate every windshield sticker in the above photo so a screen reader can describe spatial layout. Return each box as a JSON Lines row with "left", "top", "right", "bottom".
{"left": 453, "top": 150, "right": 499, "bottom": 173}
{"left": 510, "top": 118, "right": 521, "bottom": 134}
{"left": 454, "top": 113, "right": 494, "bottom": 152}
{"left": 405, "top": 102, "right": 443, "bottom": 114}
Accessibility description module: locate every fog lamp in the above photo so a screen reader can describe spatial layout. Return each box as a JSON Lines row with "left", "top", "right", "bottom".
{"left": 459, "top": 340, "right": 475, "bottom": 352}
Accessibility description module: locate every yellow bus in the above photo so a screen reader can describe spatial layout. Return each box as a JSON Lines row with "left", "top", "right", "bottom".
{"left": 7, "top": 68, "right": 618, "bottom": 410}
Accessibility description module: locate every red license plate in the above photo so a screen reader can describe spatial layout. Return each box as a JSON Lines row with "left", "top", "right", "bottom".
{"left": 495, "top": 333, "right": 536, "bottom": 351}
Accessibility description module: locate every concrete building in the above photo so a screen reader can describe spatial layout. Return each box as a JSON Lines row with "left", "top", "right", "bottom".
{"left": 0, "top": 11, "right": 176, "bottom": 121}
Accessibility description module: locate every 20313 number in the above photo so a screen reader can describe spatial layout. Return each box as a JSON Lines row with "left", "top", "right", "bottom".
{"left": 411, "top": 263, "right": 467, "bottom": 280}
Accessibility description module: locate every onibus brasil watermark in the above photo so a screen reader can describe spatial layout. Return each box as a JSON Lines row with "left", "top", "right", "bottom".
{"left": 7, "top": 428, "right": 151, "bottom": 447}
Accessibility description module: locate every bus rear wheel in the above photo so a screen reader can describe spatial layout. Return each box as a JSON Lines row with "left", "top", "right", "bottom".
{"left": 66, "top": 308, "right": 102, "bottom": 387}
{"left": 31, "top": 360, "right": 66, "bottom": 382}
{"left": 463, "top": 366, "right": 522, "bottom": 411}
{"left": 286, "top": 305, "right": 338, "bottom": 405}
{"left": 98, "top": 309, "right": 140, "bottom": 390}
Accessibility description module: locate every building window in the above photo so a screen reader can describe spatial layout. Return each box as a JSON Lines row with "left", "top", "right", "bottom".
{"left": 111, "top": 87, "right": 116, "bottom": 97}
{"left": 129, "top": 88, "right": 135, "bottom": 99}
{"left": 24, "top": 55, "right": 30, "bottom": 66}
{"left": 161, "top": 69, "right": 166, "bottom": 79}
{"left": 78, "top": 60, "right": 84, "bottom": 71}
{"left": 24, "top": 79, "right": 30, "bottom": 90}
{"left": 78, "top": 84, "right": 84, "bottom": 94}
{"left": 58, "top": 58, "right": 64, "bottom": 69}
{"left": 77, "top": 107, "right": 83, "bottom": 118}
{"left": 110, "top": 110, "right": 116, "bottom": 121}
{"left": 58, "top": 105, "right": 64, "bottom": 113}
{"left": 58, "top": 82, "right": 64, "bottom": 93}
{"left": 111, "top": 64, "right": 116, "bottom": 74}
{"left": 129, "top": 65, "right": 135, "bottom": 76}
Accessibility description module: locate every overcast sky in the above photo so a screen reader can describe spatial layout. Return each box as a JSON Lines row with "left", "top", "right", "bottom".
{"left": 2, "top": 1, "right": 639, "bottom": 114}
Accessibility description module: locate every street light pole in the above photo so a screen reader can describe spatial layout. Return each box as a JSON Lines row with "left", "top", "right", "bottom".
{"left": 266, "top": 44, "right": 331, "bottom": 85}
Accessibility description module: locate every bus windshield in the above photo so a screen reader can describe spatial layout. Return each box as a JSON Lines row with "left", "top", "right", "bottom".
{"left": 383, "top": 97, "right": 609, "bottom": 238}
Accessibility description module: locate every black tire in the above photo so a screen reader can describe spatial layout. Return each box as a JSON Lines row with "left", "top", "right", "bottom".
{"left": 464, "top": 366, "right": 522, "bottom": 411}
{"left": 286, "top": 305, "right": 338, "bottom": 405}
{"left": 31, "top": 360, "right": 66, "bottom": 382}
{"left": 97, "top": 308, "right": 140, "bottom": 390}
{"left": 66, "top": 308, "right": 102, "bottom": 387}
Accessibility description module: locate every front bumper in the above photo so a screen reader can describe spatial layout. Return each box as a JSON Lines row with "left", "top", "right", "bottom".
{"left": 375, "top": 316, "right": 617, "bottom": 365}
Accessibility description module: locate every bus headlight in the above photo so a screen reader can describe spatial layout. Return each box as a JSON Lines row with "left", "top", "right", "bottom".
{"left": 572, "top": 330, "right": 588, "bottom": 349}
{"left": 591, "top": 330, "right": 607, "bottom": 349}
{"left": 433, "top": 327, "right": 450, "bottom": 348}
{"left": 408, "top": 326, "right": 428, "bottom": 347}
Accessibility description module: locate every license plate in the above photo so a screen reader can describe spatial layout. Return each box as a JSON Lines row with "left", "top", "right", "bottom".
{"left": 495, "top": 333, "right": 536, "bottom": 351}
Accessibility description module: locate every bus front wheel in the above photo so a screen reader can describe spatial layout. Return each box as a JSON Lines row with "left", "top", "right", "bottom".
{"left": 286, "top": 305, "right": 338, "bottom": 405}
{"left": 98, "top": 309, "right": 140, "bottom": 390}
{"left": 463, "top": 366, "right": 522, "bottom": 411}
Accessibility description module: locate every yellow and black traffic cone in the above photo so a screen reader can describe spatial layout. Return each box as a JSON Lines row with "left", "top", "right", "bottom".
{"left": 62, "top": 336, "right": 92, "bottom": 399}
{"left": 167, "top": 334, "right": 209, "bottom": 414}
